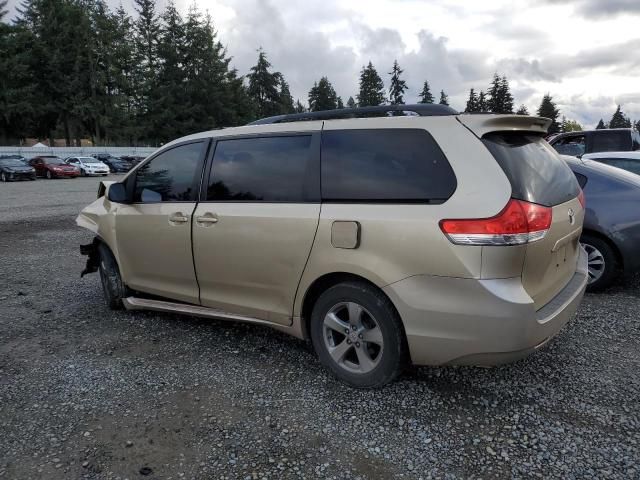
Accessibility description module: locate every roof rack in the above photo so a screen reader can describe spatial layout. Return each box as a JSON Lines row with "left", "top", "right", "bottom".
{"left": 247, "top": 104, "right": 459, "bottom": 125}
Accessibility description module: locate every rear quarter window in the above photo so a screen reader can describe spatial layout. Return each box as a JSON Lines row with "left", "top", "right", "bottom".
{"left": 321, "top": 129, "right": 456, "bottom": 202}
{"left": 482, "top": 133, "right": 580, "bottom": 207}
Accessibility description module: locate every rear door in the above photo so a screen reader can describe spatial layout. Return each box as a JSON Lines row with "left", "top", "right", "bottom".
{"left": 191, "top": 130, "right": 321, "bottom": 325}
{"left": 482, "top": 133, "right": 583, "bottom": 308}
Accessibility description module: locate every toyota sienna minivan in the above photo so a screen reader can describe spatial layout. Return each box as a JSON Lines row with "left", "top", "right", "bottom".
{"left": 77, "top": 105, "right": 588, "bottom": 388}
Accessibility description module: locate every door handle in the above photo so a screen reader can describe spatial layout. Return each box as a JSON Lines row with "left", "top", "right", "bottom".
{"left": 168, "top": 212, "right": 189, "bottom": 224}
{"left": 196, "top": 213, "right": 218, "bottom": 226}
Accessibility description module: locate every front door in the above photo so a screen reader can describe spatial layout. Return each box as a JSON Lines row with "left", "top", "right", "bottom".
{"left": 192, "top": 132, "right": 321, "bottom": 325}
{"left": 114, "top": 140, "right": 208, "bottom": 304}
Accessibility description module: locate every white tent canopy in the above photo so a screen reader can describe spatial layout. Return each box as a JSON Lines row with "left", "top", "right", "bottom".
{"left": 32, "top": 142, "right": 48, "bottom": 148}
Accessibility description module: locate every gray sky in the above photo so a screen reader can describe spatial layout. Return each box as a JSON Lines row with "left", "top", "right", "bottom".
{"left": 7, "top": 0, "right": 640, "bottom": 127}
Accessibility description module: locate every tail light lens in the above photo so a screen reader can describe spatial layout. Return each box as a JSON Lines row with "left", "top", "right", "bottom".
{"left": 577, "top": 189, "right": 585, "bottom": 208}
{"left": 439, "top": 199, "right": 552, "bottom": 246}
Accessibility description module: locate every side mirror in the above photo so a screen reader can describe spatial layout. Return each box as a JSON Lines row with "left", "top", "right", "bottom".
{"left": 107, "top": 183, "right": 129, "bottom": 203}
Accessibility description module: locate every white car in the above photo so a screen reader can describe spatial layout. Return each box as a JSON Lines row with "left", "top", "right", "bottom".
{"left": 65, "top": 157, "right": 110, "bottom": 176}
{"left": 582, "top": 151, "right": 640, "bottom": 176}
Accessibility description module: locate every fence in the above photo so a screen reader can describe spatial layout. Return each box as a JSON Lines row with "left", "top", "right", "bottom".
{"left": 0, "top": 146, "right": 158, "bottom": 160}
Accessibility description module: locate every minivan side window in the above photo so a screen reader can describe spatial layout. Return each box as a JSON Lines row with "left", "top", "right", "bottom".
{"left": 207, "top": 135, "right": 313, "bottom": 202}
{"left": 321, "top": 129, "right": 456, "bottom": 202}
{"left": 134, "top": 141, "right": 204, "bottom": 202}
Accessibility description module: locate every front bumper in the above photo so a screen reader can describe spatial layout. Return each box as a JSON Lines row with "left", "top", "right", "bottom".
{"left": 4, "top": 171, "right": 36, "bottom": 180}
{"left": 384, "top": 247, "right": 588, "bottom": 366}
{"left": 53, "top": 170, "right": 79, "bottom": 177}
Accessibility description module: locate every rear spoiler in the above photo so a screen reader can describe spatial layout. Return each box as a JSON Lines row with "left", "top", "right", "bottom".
{"left": 457, "top": 114, "right": 551, "bottom": 138}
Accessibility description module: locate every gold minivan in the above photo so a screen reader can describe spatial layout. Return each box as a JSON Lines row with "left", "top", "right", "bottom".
{"left": 78, "top": 105, "right": 588, "bottom": 387}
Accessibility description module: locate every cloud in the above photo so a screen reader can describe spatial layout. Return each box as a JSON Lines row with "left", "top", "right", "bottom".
{"left": 544, "top": 0, "right": 640, "bottom": 18}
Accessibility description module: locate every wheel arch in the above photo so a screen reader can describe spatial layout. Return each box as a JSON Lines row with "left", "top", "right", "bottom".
{"left": 299, "top": 271, "right": 406, "bottom": 342}
{"left": 581, "top": 228, "right": 624, "bottom": 271}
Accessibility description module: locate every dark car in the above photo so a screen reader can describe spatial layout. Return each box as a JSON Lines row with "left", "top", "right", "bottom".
{"left": 119, "top": 155, "right": 145, "bottom": 167}
{"left": 29, "top": 156, "right": 80, "bottom": 179}
{"left": 581, "top": 152, "right": 640, "bottom": 176}
{"left": 0, "top": 157, "right": 37, "bottom": 181}
{"left": 563, "top": 155, "right": 640, "bottom": 290}
{"left": 550, "top": 128, "right": 640, "bottom": 157}
{"left": 100, "top": 156, "right": 131, "bottom": 173}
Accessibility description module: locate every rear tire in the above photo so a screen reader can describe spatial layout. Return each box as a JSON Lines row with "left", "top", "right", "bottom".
{"left": 310, "top": 281, "right": 408, "bottom": 388}
{"left": 98, "top": 243, "right": 130, "bottom": 310}
{"left": 581, "top": 234, "right": 618, "bottom": 292}
{"left": 1, "top": 172, "right": 6, "bottom": 182}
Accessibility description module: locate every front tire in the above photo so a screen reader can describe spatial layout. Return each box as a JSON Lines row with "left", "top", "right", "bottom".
{"left": 98, "top": 243, "right": 130, "bottom": 310}
{"left": 581, "top": 234, "right": 618, "bottom": 292}
{"left": 46, "top": 170, "right": 52, "bottom": 179}
{"left": 1, "top": 172, "right": 6, "bottom": 182}
{"left": 310, "top": 281, "right": 408, "bottom": 388}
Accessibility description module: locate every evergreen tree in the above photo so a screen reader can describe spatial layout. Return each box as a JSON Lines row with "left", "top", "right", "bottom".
{"left": 635, "top": 120, "right": 640, "bottom": 131}
{"left": 278, "top": 77, "right": 295, "bottom": 114}
{"left": 0, "top": 2, "right": 36, "bottom": 143}
{"left": 151, "top": 1, "right": 188, "bottom": 142}
{"left": 357, "top": 61, "right": 385, "bottom": 107}
{"left": 609, "top": 105, "right": 631, "bottom": 128}
{"left": 439, "top": 90, "right": 449, "bottom": 106}
{"left": 294, "top": 99, "right": 306, "bottom": 113}
{"left": 464, "top": 88, "right": 479, "bottom": 112}
{"left": 477, "top": 90, "right": 488, "bottom": 111}
{"left": 595, "top": 119, "right": 606, "bottom": 129}
{"left": 247, "top": 49, "right": 282, "bottom": 118}
{"left": 133, "top": 0, "right": 160, "bottom": 123}
{"left": 308, "top": 76, "right": 338, "bottom": 111}
{"left": 346, "top": 96, "right": 356, "bottom": 108}
{"left": 487, "top": 73, "right": 514, "bottom": 113}
{"left": 388, "top": 60, "right": 407, "bottom": 105}
{"left": 499, "top": 75, "right": 514, "bottom": 113}
{"left": 337, "top": 97, "right": 344, "bottom": 109}
{"left": 516, "top": 104, "right": 529, "bottom": 115}
{"left": 537, "top": 94, "right": 561, "bottom": 134}
{"left": 418, "top": 80, "right": 434, "bottom": 104}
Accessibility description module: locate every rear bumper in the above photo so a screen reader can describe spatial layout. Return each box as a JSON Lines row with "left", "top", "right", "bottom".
{"left": 384, "top": 247, "right": 588, "bottom": 366}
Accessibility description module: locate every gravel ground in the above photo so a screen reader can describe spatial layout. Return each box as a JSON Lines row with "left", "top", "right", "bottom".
{"left": 1, "top": 176, "right": 639, "bottom": 480}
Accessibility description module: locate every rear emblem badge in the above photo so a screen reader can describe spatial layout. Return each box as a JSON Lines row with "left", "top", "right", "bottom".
{"left": 568, "top": 208, "right": 575, "bottom": 225}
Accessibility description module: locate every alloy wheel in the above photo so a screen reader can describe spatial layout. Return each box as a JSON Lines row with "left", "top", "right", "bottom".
{"left": 1, "top": 172, "right": 6, "bottom": 182}
{"left": 582, "top": 242, "right": 605, "bottom": 284}
{"left": 323, "top": 301, "right": 384, "bottom": 374}
{"left": 46, "top": 170, "right": 52, "bottom": 179}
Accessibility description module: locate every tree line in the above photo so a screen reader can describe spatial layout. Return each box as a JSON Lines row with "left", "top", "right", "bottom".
{"left": 1, "top": 0, "right": 638, "bottom": 146}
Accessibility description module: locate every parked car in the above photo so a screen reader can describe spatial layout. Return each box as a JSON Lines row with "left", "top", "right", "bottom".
{"left": 581, "top": 151, "right": 640, "bottom": 176}
{"left": 77, "top": 105, "right": 587, "bottom": 388}
{"left": 92, "top": 153, "right": 130, "bottom": 171}
{"left": 30, "top": 156, "right": 79, "bottom": 179}
{"left": 0, "top": 157, "right": 36, "bottom": 181}
{"left": 100, "top": 156, "right": 131, "bottom": 173}
{"left": 549, "top": 128, "right": 640, "bottom": 157}
{"left": 119, "top": 155, "right": 145, "bottom": 167}
{"left": 65, "top": 157, "right": 110, "bottom": 176}
{"left": 0, "top": 154, "right": 29, "bottom": 166}
{"left": 562, "top": 155, "right": 640, "bottom": 291}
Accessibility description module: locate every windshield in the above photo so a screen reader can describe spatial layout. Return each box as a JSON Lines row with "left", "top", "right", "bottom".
{"left": 0, "top": 159, "right": 27, "bottom": 167}
{"left": 43, "top": 158, "right": 64, "bottom": 165}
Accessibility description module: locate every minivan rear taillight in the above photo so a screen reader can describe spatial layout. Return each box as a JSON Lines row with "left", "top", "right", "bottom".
{"left": 439, "top": 199, "right": 552, "bottom": 246}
